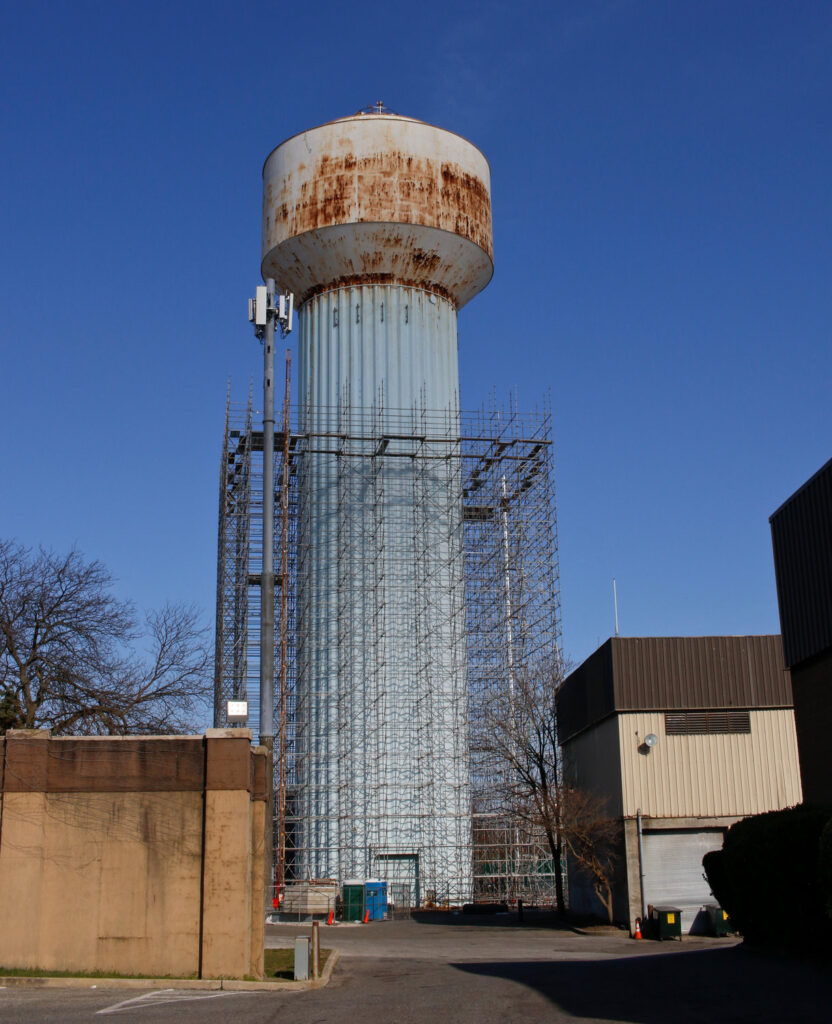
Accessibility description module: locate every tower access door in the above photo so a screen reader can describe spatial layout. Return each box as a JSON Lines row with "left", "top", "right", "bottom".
{"left": 375, "top": 852, "right": 420, "bottom": 913}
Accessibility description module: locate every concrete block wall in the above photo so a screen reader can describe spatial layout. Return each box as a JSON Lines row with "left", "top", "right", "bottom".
{"left": 0, "top": 729, "right": 266, "bottom": 980}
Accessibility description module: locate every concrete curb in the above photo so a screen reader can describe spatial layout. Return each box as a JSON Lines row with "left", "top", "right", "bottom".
{"left": 223, "top": 949, "right": 340, "bottom": 991}
{"left": 311, "top": 947, "right": 339, "bottom": 988}
{"left": 0, "top": 978, "right": 219, "bottom": 991}
{"left": 0, "top": 950, "right": 340, "bottom": 993}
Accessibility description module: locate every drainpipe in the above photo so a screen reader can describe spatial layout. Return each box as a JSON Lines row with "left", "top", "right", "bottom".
{"left": 636, "top": 808, "right": 646, "bottom": 924}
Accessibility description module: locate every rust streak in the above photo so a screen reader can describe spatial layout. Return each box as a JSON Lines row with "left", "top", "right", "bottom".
{"left": 302, "top": 276, "right": 457, "bottom": 308}
{"left": 267, "top": 150, "right": 493, "bottom": 260}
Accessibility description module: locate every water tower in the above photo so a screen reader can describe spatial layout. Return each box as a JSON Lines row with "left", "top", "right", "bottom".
{"left": 261, "top": 108, "right": 493, "bottom": 901}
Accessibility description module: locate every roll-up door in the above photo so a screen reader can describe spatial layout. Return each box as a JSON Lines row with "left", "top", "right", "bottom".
{"left": 642, "top": 829, "right": 725, "bottom": 934}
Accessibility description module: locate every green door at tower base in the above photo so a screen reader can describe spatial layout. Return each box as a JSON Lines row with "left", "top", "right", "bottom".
{"left": 343, "top": 883, "right": 365, "bottom": 921}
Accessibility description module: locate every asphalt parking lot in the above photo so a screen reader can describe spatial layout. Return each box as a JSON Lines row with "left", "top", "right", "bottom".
{"left": 2, "top": 913, "right": 830, "bottom": 1022}
{"left": 266, "top": 912, "right": 721, "bottom": 961}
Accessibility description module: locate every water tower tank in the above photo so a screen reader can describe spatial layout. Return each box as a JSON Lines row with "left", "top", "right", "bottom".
{"left": 262, "top": 110, "right": 493, "bottom": 900}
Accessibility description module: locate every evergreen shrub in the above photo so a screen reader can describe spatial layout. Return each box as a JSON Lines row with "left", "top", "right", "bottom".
{"left": 702, "top": 804, "right": 832, "bottom": 949}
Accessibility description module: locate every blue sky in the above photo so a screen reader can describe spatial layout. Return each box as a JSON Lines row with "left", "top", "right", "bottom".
{"left": 2, "top": 1, "right": 829, "bottom": 667}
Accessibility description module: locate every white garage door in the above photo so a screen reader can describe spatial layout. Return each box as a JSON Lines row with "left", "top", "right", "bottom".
{"left": 642, "top": 829, "right": 725, "bottom": 934}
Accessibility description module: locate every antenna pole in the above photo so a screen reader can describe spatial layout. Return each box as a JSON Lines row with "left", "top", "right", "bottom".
{"left": 249, "top": 280, "right": 293, "bottom": 912}
{"left": 277, "top": 349, "right": 291, "bottom": 905}
{"left": 613, "top": 578, "right": 620, "bottom": 637}
{"left": 260, "top": 280, "right": 276, "bottom": 750}
{"left": 260, "top": 279, "right": 276, "bottom": 913}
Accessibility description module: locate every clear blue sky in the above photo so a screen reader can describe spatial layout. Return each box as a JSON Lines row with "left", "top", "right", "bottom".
{"left": 2, "top": 1, "right": 829, "bottom": 667}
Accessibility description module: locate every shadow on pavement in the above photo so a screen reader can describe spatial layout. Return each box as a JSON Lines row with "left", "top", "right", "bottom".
{"left": 452, "top": 945, "right": 831, "bottom": 1023}
{"left": 410, "top": 909, "right": 602, "bottom": 931}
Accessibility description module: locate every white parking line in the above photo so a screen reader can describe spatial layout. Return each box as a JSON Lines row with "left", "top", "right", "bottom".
{"left": 97, "top": 989, "right": 247, "bottom": 1015}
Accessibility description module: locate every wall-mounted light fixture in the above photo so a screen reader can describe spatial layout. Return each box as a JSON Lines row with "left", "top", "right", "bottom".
{"left": 638, "top": 733, "right": 658, "bottom": 755}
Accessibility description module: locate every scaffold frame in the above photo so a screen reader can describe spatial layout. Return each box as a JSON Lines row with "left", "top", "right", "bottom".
{"left": 214, "top": 387, "right": 562, "bottom": 905}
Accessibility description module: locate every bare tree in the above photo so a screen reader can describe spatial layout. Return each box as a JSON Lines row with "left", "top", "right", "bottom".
{"left": 477, "top": 658, "right": 620, "bottom": 920}
{"left": 559, "top": 787, "right": 619, "bottom": 924}
{"left": 0, "top": 539, "right": 211, "bottom": 735}
{"left": 475, "top": 658, "right": 568, "bottom": 913}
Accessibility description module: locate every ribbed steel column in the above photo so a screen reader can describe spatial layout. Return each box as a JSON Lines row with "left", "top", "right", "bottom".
{"left": 296, "top": 283, "right": 471, "bottom": 895}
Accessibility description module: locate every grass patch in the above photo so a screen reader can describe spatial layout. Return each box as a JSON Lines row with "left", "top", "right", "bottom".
{"left": 0, "top": 967, "right": 197, "bottom": 980}
{"left": 262, "top": 947, "right": 331, "bottom": 981}
{"left": 0, "top": 949, "right": 332, "bottom": 984}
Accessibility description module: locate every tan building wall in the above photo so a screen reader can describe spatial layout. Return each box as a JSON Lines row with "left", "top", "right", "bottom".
{"left": 616, "top": 709, "right": 803, "bottom": 818}
{"left": 561, "top": 715, "right": 623, "bottom": 818}
{"left": 0, "top": 729, "right": 266, "bottom": 980}
{"left": 558, "top": 637, "right": 802, "bottom": 930}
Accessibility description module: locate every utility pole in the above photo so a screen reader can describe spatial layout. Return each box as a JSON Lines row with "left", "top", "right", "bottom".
{"left": 249, "top": 281, "right": 293, "bottom": 911}
{"left": 277, "top": 350, "right": 291, "bottom": 904}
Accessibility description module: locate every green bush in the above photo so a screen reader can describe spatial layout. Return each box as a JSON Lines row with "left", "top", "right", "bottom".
{"left": 703, "top": 804, "right": 832, "bottom": 948}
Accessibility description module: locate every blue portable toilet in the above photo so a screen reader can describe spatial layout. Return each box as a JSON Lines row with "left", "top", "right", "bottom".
{"left": 364, "top": 879, "right": 388, "bottom": 920}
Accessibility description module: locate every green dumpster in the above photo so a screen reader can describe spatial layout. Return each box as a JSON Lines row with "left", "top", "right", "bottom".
{"left": 343, "top": 881, "right": 365, "bottom": 922}
{"left": 651, "top": 905, "right": 682, "bottom": 940}
{"left": 705, "top": 903, "right": 734, "bottom": 937}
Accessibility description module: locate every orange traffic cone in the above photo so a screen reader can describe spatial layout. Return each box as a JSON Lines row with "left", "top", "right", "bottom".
{"left": 633, "top": 918, "right": 643, "bottom": 940}
{"left": 327, "top": 910, "right": 334, "bottom": 925}
{"left": 363, "top": 910, "right": 370, "bottom": 924}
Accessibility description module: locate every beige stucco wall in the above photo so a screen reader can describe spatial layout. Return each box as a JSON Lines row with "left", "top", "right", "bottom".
{"left": 249, "top": 796, "right": 265, "bottom": 979}
{"left": 201, "top": 789, "right": 255, "bottom": 979}
{"left": 0, "top": 791, "right": 203, "bottom": 976}
{"left": 0, "top": 730, "right": 266, "bottom": 980}
{"left": 617, "top": 709, "right": 803, "bottom": 818}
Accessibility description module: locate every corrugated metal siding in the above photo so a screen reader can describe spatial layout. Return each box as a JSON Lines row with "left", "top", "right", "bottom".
{"left": 556, "top": 641, "right": 615, "bottom": 743}
{"left": 611, "top": 636, "right": 792, "bottom": 710}
{"left": 770, "top": 458, "right": 832, "bottom": 669}
{"left": 618, "top": 709, "right": 803, "bottom": 818}
{"left": 300, "top": 284, "right": 462, "bottom": 412}
{"left": 558, "top": 636, "right": 792, "bottom": 741}
{"left": 790, "top": 652, "right": 832, "bottom": 805}
{"left": 561, "top": 715, "right": 623, "bottom": 818}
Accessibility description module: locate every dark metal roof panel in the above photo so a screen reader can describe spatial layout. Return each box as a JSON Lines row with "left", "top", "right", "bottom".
{"left": 610, "top": 635, "right": 791, "bottom": 710}
{"left": 556, "top": 640, "right": 615, "bottom": 743}
{"left": 558, "top": 636, "right": 792, "bottom": 742}
{"left": 770, "top": 458, "right": 832, "bottom": 668}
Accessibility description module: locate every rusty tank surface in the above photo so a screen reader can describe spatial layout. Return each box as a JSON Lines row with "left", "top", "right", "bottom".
{"left": 261, "top": 111, "right": 493, "bottom": 308}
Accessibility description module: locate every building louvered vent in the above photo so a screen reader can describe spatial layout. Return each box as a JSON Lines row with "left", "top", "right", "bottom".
{"left": 665, "top": 710, "right": 751, "bottom": 735}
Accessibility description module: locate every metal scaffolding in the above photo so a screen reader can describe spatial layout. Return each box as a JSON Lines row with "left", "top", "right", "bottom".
{"left": 214, "top": 388, "right": 561, "bottom": 906}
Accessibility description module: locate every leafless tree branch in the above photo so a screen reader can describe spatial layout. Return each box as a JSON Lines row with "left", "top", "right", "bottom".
{"left": 559, "top": 787, "right": 619, "bottom": 923}
{"left": 0, "top": 539, "right": 210, "bottom": 736}
{"left": 475, "top": 656, "right": 619, "bottom": 920}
